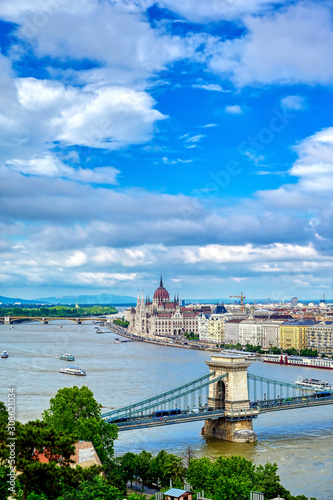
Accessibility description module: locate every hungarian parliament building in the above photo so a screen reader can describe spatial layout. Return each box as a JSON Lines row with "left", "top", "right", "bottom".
{"left": 127, "top": 277, "right": 226, "bottom": 339}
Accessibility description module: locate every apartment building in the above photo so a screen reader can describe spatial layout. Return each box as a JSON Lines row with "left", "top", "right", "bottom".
{"left": 279, "top": 320, "right": 315, "bottom": 351}
{"left": 307, "top": 321, "right": 333, "bottom": 354}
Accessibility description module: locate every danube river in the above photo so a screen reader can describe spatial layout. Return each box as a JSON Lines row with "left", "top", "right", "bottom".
{"left": 1, "top": 321, "right": 332, "bottom": 499}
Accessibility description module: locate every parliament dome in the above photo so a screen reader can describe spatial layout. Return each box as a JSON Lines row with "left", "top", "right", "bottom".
{"left": 153, "top": 277, "right": 170, "bottom": 303}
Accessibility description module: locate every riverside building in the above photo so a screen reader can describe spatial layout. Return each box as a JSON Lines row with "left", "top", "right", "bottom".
{"left": 129, "top": 277, "right": 200, "bottom": 339}
{"left": 279, "top": 320, "right": 316, "bottom": 351}
{"left": 307, "top": 322, "right": 333, "bottom": 355}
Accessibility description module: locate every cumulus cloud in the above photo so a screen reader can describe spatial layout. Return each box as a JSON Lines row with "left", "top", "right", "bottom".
{"left": 259, "top": 126, "right": 333, "bottom": 211}
{"left": 156, "top": 0, "right": 286, "bottom": 23}
{"left": 281, "top": 95, "right": 306, "bottom": 111}
{"left": 225, "top": 104, "right": 242, "bottom": 114}
{"left": 4, "top": 156, "right": 120, "bottom": 184}
{"left": 206, "top": 3, "right": 333, "bottom": 86}
{"left": 2, "top": 1, "right": 202, "bottom": 86}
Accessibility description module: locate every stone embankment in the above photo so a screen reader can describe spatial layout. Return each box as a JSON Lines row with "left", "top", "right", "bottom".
{"left": 105, "top": 322, "right": 221, "bottom": 353}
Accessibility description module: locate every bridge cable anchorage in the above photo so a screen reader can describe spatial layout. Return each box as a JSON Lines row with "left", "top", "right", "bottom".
{"left": 102, "top": 372, "right": 228, "bottom": 422}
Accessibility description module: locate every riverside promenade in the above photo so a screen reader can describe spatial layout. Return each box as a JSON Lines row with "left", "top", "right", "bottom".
{"left": 105, "top": 321, "right": 223, "bottom": 353}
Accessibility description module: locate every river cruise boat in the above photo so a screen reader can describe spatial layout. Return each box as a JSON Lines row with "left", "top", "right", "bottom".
{"left": 262, "top": 354, "right": 333, "bottom": 370}
{"left": 1, "top": 351, "right": 8, "bottom": 358}
{"left": 59, "top": 353, "right": 75, "bottom": 361}
{"left": 96, "top": 329, "right": 104, "bottom": 334}
{"left": 221, "top": 349, "right": 257, "bottom": 360}
{"left": 59, "top": 366, "right": 86, "bottom": 376}
{"left": 114, "top": 338, "right": 121, "bottom": 344}
{"left": 295, "top": 376, "right": 333, "bottom": 390}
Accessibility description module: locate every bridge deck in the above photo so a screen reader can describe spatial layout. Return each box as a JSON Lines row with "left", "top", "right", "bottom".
{"left": 108, "top": 395, "right": 333, "bottom": 431}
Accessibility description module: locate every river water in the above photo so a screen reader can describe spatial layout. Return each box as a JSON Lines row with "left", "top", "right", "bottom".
{"left": 0, "top": 321, "right": 332, "bottom": 499}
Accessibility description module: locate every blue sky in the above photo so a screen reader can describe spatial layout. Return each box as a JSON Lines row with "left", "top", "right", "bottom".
{"left": 0, "top": 0, "right": 333, "bottom": 300}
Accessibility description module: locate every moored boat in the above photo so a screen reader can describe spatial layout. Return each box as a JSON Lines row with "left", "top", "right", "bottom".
{"left": 262, "top": 353, "right": 333, "bottom": 370}
{"left": 59, "top": 366, "right": 86, "bottom": 376}
{"left": 59, "top": 353, "right": 75, "bottom": 361}
{"left": 295, "top": 376, "right": 333, "bottom": 391}
{"left": 1, "top": 351, "right": 8, "bottom": 358}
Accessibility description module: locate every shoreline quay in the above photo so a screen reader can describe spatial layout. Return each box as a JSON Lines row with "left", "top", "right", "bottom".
{"left": 104, "top": 322, "right": 225, "bottom": 353}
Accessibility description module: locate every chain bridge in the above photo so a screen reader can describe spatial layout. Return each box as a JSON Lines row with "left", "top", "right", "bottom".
{"left": 102, "top": 354, "right": 333, "bottom": 443}
{"left": 0, "top": 315, "right": 106, "bottom": 324}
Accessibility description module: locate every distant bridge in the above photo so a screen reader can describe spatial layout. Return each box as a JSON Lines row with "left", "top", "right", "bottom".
{"left": 102, "top": 355, "right": 333, "bottom": 442}
{"left": 0, "top": 316, "right": 107, "bottom": 324}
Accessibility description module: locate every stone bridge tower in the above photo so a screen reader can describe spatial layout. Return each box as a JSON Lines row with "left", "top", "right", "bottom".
{"left": 202, "top": 354, "right": 258, "bottom": 443}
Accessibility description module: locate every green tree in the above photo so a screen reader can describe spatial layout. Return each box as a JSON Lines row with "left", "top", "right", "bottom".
{"left": 42, "top": 386, "right": 118, "bottom": 466}
{"left": 116, "top": 452, "right": 138, "bottom": 487}
{"left": 57, "top": 475, "right": 121, "bottom": 500}
{"left": 136, "top": 450, "right": 153, "bottom": 489}
{"left": 12, "top": 420, "right": 76, "bottom": 500}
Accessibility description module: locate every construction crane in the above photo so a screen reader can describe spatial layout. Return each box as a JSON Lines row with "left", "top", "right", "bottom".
{"left": 229, "top": 293, "right": 246, "bottom": 312}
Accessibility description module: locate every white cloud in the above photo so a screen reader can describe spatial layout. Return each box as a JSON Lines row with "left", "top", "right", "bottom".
{"left": 0, "top": 75, "right": 166, "bottom": 157}
{"left": 157, "top": 0, "right": 286, "bottom": 23}
{"left": 76, "top": 272, "right": 137, "bottom": 285}
{"left": 225, "top": 104, "right": 242, "bottom": 114}
{"left": 3, "top": 1, "right": 202, "bottom": 87}
{"left": 192, "top": 83, "right": 228, "bottom": 92}
{"left": 184, "top": 134, "right": 206, "bottom": 143}
{"left": 5, "top": 156, "right": 120, "bottom": 184}
{"left": 281, "top": 95, "right": 306, "bottom": 110}
{"left": 65, "top": 251, "right": 88, "bottom": 268}
{"left": 206, "top": 3, "right": 333, "bottom": 86}
{"left": 181, "top": 243, "right": 318, "bottom": 264}
{"left": 258, "top": 126, "right": 333, "bottom": 209}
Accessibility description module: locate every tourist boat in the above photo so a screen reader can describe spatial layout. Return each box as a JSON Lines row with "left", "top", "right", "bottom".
{"left": 59, "top": 353, "right": 75, "bottom": 361}
{"left": 1, "top": 351, "right": 9, "bottom": 358}
{"left": 96, "top": 329, "right": 104, "bottom": 334}
{"left": 10, "top": 326, "right": 14, "bottom": 329}
{"left": 295, "top": 376, "right": 333, "bottom": 391}
{"left": 114, "top": 338, "right": 121, "bottom": 344}
{"left": 262, "top": 354, "right": 333, "bottom": 370}
{"left": 58, "top": 325, "right": 62, "bottom": 328}
{"left": 59, "top": 366, "right": 86, "bottom": 376}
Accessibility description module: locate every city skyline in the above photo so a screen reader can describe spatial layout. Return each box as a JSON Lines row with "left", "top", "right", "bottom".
{"left": 1, "top": 1, "right": 333, "bottom": 299}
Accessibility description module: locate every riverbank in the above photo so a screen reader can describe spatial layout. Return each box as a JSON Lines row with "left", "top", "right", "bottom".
{"left": 105, "top": 322, "right": 222, "bottom": 353}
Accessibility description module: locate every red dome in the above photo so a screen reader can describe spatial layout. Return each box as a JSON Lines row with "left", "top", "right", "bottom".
{"left": 153, "top": 277, "right": 170, "bottom": 302}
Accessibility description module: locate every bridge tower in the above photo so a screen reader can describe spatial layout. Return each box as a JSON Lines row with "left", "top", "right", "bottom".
{"left": 202, "top": 355, "right": 257, "bottom": 443}
{"left": 4, "top": 316, "right": 11, "bottom": 325}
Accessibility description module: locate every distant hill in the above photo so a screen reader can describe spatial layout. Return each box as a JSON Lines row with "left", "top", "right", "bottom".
{"left": 0, "top": 293, "right": 136, "bottom": 305}
{"left": 0, "top": 295, "right": 37, "bottom": 305}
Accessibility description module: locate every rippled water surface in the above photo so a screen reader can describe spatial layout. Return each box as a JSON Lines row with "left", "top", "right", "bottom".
{"left": 1, "top": 321, "right": 333, "bottom": 499}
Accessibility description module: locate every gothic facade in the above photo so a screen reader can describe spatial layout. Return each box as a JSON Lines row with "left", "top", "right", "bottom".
{"left": 129, "top": 277, "right": 199, "bottom": 338}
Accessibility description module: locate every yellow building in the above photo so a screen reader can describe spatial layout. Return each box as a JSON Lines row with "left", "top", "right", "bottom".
{"left": 279, "top": 321, "right": 315, "bottom": 351}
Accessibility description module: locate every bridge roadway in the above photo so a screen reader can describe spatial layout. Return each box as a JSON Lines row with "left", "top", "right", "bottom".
{"left": 105, "top": 394, "right": 333, "bottom": 431}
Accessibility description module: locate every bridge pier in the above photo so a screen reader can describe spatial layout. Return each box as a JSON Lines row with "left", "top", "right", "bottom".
{"left": 75, "top": 318, "right": 81, "bottom": 324}
{"left": 42, "top": 317, "right": 48, "bottom": 324}
{"left": 4, "top": 316, "right": 11, "bottom": 325}
{"left": 202, "top": 355, "right": 258, "bottom": 443}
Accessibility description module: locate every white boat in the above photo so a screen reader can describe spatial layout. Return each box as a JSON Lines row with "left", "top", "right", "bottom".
{"left": 1, "top": 351, "right": 9, "bottom": 358}
{"left": 295, "top": 376, "right": 333, "bottom": 391}
{"left": 114, "top": 338, "right": 121, "bottom": 344}
{"left": 10, "top": 326, "right": 14, "bottom": 330}
{"left": 96, "top": 329, "right": 104, "bottom": 334}
{"left": 59, "top": 366, "right": 86, "bottom": 376}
